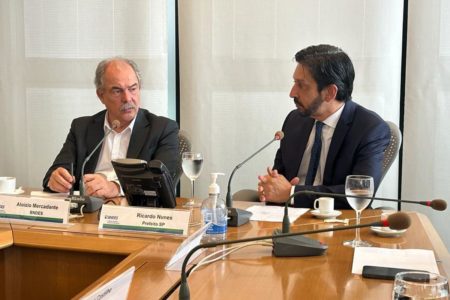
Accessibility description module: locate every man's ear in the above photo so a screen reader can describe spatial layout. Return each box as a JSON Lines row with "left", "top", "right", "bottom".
{"left": 96, "top": 89, "right": 105, "bottom": 104}
{"left": 322, "top": 84, "right": 338, "bottom": 102}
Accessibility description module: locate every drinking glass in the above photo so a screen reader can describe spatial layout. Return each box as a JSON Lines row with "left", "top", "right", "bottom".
{"left": 393, "top": 271, "right": 449, "bottom": 299}
{"left": 182, "top": 152, "right": 204, "bottom": 207}
{"left": 343, "top": 175, "right": 374, "bottom": 247}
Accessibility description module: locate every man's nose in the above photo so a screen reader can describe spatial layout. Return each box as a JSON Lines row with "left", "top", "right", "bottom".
{"left": 123, "top": 89, "right": 133, "bottom": 102}
{"left": 289, "top": 85, "right": 296, "bottom": 98}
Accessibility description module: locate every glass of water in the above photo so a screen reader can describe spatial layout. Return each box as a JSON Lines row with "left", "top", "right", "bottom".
{"left": 343, "top": 175, "right": 374, "bottom": 248}
{"left": 393, "top": 271, "right": 448, "bottom": 299}
{"left": 182, "top": 152, "right": 204, "bottom": 207}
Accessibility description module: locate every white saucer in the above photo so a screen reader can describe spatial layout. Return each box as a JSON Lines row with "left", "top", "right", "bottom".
{"left": 0, "top": 187, "right": 25, "bottom": 195}
{"left": 310, "top": 209, "right": 342, "bottom": 219}
{"left": 370, "top": 226, "right": 407, "bottom": 237}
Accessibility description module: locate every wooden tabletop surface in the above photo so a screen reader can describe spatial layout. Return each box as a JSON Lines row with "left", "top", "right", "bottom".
{"left": 1, "top": 194, "right": 448, "bottom": 300}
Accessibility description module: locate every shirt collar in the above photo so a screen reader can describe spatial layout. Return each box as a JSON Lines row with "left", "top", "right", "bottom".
{"left": 322, "top": 103, "right": 345, "bottom": 129}
{"left": 103, "top": 112, "right": 136, "bottom": 133}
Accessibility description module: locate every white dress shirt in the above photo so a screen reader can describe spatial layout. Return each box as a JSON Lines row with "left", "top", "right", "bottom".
{"left": 94, "top": 114, "right": 136, "bottom": 182}
{"left": 297, "top": 103, "right": 345, "bottom": 185}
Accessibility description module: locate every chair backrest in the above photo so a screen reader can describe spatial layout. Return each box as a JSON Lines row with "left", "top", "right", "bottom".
{"left": 175, "top": 130, "right": 192, "bottom": 185}
{"left": 381, "top": 121, "right": 402, "bottom": 182}
{"left": 373, "top": 121, "right": 402, "bottom": 210}
{"left": 232, "top": 188, "right": 260, "bottom": 202}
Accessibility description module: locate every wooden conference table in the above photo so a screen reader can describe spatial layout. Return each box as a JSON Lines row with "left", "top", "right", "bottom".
{"left": 0, "top": 197, "right": 448, "bottom": 300}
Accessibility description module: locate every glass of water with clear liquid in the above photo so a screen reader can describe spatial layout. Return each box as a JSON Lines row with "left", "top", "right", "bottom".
{"left": 343, "top": 175, "right": 374, "bottom": 248}
{"left": 393, "top": 271, "right": 448, "bottom": 299}
{"left": 182, "top": 152, "right": 204, "bottom": 207}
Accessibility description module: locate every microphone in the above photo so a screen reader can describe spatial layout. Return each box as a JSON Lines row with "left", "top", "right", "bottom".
{"left": 280, "top": 190, "right": 446, "bottom": 235}
{"left": 226, "top": 131, "right": 284, "bottom": 227}
{"left": 67, "top": 120, "right": 120, "bottom": 213}
{"left": 177, "top": 212, "right": 411, "bottom": 300}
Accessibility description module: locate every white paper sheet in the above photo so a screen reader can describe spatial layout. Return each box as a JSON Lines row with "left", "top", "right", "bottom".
{"left": 30, "top": 190, "right": 79, "bottom": 197}
{"left": 165, "top": 223, "right": 210, "bottom": 271}
{"left": 246, "top": 205, "right": 309, "bottom": 222}
{"left": 80, "top": 266, "right": 135, "bottom": 300}
{"left": 352, "top": 247, "right": 440, "bottom": 275}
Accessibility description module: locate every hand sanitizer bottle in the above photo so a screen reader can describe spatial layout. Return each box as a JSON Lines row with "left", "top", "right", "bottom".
{"left": 201, "top": 173, "right": 227, "bottom": 243}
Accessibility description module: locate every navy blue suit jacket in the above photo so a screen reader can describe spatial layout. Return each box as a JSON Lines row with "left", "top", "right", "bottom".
{"left": 274, "top": 100, "right": 390, "bottom": 209}
{"left": 43, "top": 109, "right": 179, "bottom": 191}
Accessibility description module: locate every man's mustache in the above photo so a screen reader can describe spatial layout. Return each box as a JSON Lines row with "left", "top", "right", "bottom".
{"left": 120, "top": 103, "right": 136, "bottom": 112}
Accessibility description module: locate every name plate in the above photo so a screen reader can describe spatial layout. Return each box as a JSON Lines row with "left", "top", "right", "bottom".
{"left": 99, "top": 205, "right": 191, "bottom": 236}
{"left": 80, "top": 266, "right": 135, "bottom": 300}
{"left": 0, "top": 195, "right": 70, "bottom": 224}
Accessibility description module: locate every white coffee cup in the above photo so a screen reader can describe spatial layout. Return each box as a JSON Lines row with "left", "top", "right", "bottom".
{"left": 313, "top": 197, "right": 334, "bottom": 214}
{"left": 0, "top": 177, "right": 16, "bottom": 193}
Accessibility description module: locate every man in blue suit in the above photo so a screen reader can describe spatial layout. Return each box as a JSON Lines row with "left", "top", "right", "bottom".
{"left": 258, "top": 45, "right": 390, "bottom": 209}
{"left": 43, "top": 57, "right": 179, "bottom": 199}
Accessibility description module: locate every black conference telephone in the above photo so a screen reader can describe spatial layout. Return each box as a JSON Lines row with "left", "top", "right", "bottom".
{"left": 112, "top": 159, "right": 176, "bottom": 208}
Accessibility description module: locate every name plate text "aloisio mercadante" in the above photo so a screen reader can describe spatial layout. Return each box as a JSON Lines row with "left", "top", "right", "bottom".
{"left": 99, "top": 205, "right": 191, "bottom": 236}
{"left": 0, "top": 195, "right": 70, "bottom": 224}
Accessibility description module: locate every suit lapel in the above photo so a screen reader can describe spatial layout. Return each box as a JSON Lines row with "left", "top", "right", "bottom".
{"left": 323, "top": 100, "right": 356, "bottom": 181}
{"left": 84, "top": 112, "right": 106, "bottom": 174}
{"left": 127, "top": 109, "right": 151, "bottom": 158}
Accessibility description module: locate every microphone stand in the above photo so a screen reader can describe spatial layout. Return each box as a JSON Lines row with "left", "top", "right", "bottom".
{"left": 226, "top": 133, "right": 283, "bottom": 227}
{"left": 225, "top": 137, "right": 276, "bottom": 207}
{"left": 79, "top": 126, "right": 117, "bottom": 195}
{"left": 67, "top": 123, "right": 119, "bottom": 213}
{"left": 276, "top": 189, "right": 446, "bottom": 256}
{"left": 225, "top": 160, "right": 253, "bottom": 227}
{"left": 281, "top": 190, "right": 446, "bottom": 236}
{"left": 178, "top": 212, "right": 410, "bottom": 300}
{"left": 283, "top": 190, "right": 447, "bottom": 220}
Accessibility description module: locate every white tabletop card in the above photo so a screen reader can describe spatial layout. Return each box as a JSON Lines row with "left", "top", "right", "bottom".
{"left": 165, "top": 223, "right": 210, "bottom": 271}
{"left": 80, "top": 266, "right": 135, "bottom": 300}
{"left": 99, "top": 205, "right": 191, "bottom": 236}
{"left": 30, "top": 190, "right": 79, "bottom": 198}
{"left": 0, "top": 195, "right": 70, "bottom": 224}
{"left": 246, "top": 205, "right": 309, "bottom": 222}
{"left": 352, "top": 247, "right": 440, "bottom": 275}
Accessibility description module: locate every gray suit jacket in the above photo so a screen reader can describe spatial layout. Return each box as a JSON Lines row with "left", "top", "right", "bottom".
{"left": 274, "top": 100, "right": 390, "bottom": 209}
{"left": 43, "top": 109, "right": 179, "bottom": 191}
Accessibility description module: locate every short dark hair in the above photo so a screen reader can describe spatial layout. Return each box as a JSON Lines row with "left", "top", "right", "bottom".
{"left": 295, "top": 45, "right": 354, "bottom": 102}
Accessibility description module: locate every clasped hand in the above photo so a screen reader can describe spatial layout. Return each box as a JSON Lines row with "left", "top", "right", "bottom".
{"left": 257, "top": 167, "right": 299, "bottom": 203}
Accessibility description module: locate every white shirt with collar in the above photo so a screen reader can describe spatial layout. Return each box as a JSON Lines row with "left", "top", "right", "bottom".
{"left": 290, "top": 104, "right": 345, "bottom": 203}
{"left": 94, "top": 113, "right": 136, "bottom": 182}
{"left": 297, "top": 103, "right": 345, "bottom": 185}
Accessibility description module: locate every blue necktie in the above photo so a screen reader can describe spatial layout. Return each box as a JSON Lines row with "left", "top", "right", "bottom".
{"left": 305, "top": 121, "right": 324, "bottom": 185}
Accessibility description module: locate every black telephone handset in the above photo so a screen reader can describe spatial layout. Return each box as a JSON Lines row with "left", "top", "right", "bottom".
{"left": 112, "top": 159, "right": 177, "bottom": 209}
{"left": 146, "top": 160, "right": 176, "bottom": 204}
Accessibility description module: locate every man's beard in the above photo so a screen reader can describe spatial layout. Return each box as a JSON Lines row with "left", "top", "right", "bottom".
{"left": 294, "top": 94, "right": 324, "bottom": 117}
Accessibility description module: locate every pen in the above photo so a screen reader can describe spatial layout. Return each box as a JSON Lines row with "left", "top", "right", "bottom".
{"left": 70, "top": 162, "right": 74, "bottom": 195}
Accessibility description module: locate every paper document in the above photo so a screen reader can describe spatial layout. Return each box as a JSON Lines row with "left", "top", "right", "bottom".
{"left": 165, "top": 223, "right": 210, "bottom": 271}
{"left": 80, "top": 266, "right": 135, "bottom": 300}
{"left": 246, "top": 205, "right": 309, "bottom": 222}
{"left": 352, "top": 247, "right": 440, "bottom": 275}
